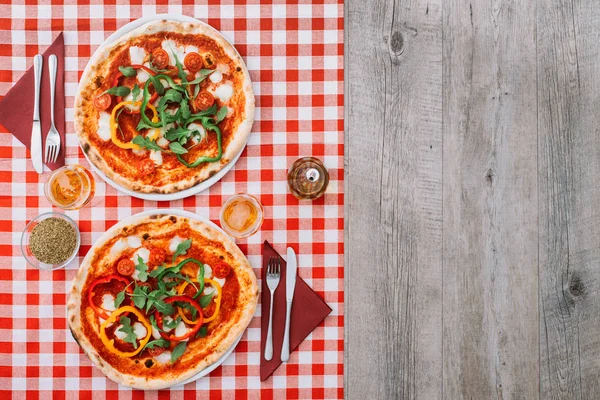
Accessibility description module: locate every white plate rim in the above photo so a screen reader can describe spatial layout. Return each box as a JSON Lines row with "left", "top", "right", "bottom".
{"left": 78, "top": 13, "right": 250, "bottom": 201}
{"left": 77, "top": 208, "right": 244, "bottom": 388}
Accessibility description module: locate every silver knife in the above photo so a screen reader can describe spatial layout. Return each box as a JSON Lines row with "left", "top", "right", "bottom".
{"left": 281, "top": 247, "right": 297, "bottom": 362}
{"left": 31, "top": 54, "right": 43, "bottom": 174}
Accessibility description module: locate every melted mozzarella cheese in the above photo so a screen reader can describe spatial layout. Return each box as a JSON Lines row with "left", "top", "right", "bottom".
{"left": 185, "top": 45, "right": 199, "bottom": 54}
{"left": 169, "top": 236, "right": 183, "bottom": 253}
{"left": 157, "top": 137, "right": 169, "bottom": 149}
{"left": 129, "top": 46, "right": 147, "bottom": 65}
{"left": 114, "top": 325, "right": 127, "bottom": 340}
{"left": 97, "top": 112, "right": 112, "bottom": 141}
{"left": 109, "top": 238, "right": 129, "bottom": 258}
{"left": 126, "top": 236, "right": 142, "bottom": 249}
{"left": 187, "top": 123, "right": 206, "bottom": 143}
{"left": 154, "top": 351, "right": 171, "bottom": 364}
{"left": 101, "top": 294, "right": 116, "bottom": 311}
{"left": 209, "top": 70, "right": 223, "bottom": 84}
{"left": 133, "top": 322, "right": 147, "bottom": 340}
{"left": 151, "top": 325, "right": 161, "bottom": 340}
{"left": 174, "top": 320, "right": 190, "bottom": 342}
{"left": 204, "top": 264, "right": 213, "bottom": 279}
{"left": 214, "top": 277, "right": 226, "bottom": 287}
{"left": 216, "top": 63, "right": 230, "bottom": 74}
{"left": 131, "top": 247, "right": 150, "bottom": 280}
{"left": 132, "top": 148, "right": 146, "bottom": 156}
{"left": 211, "top": 82, "right": 234, "bottom": 103}
{"left": 203, "top": 286, "right": 216, "bottom": 296}
{"left": 161, "top": 40, "right": 185, "bottom": 66}
{"left": 137, "top": 64, "right": 151, "bottom": 83}
{"left": 162, "top": 316, "right": 175, "bottom": 333}
{"left": 149, "top": 150, "right": 163, "bottom": 166}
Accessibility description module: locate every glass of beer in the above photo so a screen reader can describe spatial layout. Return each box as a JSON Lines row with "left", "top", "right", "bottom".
{"left": 219, "top": 194, "right": 264, "bottom": 239}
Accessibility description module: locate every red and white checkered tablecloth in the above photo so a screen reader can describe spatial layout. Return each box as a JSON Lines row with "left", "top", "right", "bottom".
{"left": 0, "top": 1, "right": 344, "bottom": 398}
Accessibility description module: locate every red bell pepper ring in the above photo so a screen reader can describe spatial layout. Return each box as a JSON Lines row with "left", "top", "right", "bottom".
{"left": 87, "top": 274, "right": 132, "bottom": 320}
{"left": 155, "top": 295, "right": 204, "bottom": 341}
{"left": 113, "top": 65, "right": 159, "bottom": 113}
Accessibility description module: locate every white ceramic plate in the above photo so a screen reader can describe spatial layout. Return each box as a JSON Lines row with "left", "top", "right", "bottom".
{"left": 78, "top": 14, "right": 249, "bottom": 201}
{"left": 76, "top": 209, "right": 243, "bottom": 388}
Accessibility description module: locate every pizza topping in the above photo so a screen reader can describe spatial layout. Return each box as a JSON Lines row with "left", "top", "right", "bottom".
{"left": 117, "top": 259, "right": 135, "bottom": 276}
{"left": 204, "top": 264, "right": 213, "bottom": 279}
{"left": 99, "top": 306, "right": 152, "bottom": 357}
{"left": 94, "top": 93, "right": 112, "bottom": 112}
{"left": 168, "top": 236, "right": 184, "bottom": 254}
{"left": 213, "top": 262, "right": 231, "bottom": 279}
{"left": 128, "top": 46, "right": 147, "bottom": 68}
{"left": 151, "top": 48, "right": 170, "bottom": 70}
{"left": 155, "top": 295, "right": 203, "bottom": 341}
{"left": 210, "top": 81, "right": 234, "bottom": 103}
{"left": 176, "top": 278, "right": 222, "bottom": 324}
{"left": 153, "top": 350, "right": 172, "bottom": 364}
{"left": 88, "top": 275, "right": 132, "bottom": 319}
{"left": 147, "top": 344, "right": 167, "bottom": 357}
{"left": 109, "top": 101, "right": 160, "bottom": 149}
{"left": 171, "top": 238, "right": 192, "bottom": 262}
{"left": 193, "top": 91, "right": 215, "bottom": 111}
{"left": 96, "top": 111, "right": 112, "bottom": 141}
{"left": 209, "top": 70, "right": 223, "bottom": 84}
{"left": 184, "top": 52, "right": 203, "bottom": 73}
{"left": 149, "top": 150, "right": 163, "bottom": 166}
{"left": 126, "top": 235, "right": 142, "bottom": 248}
{"left": 101, "top": 294, "right": 117, "bottom": 312}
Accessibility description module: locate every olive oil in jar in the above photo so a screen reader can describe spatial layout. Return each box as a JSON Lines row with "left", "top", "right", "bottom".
{"left": 287, "top": 157, "right": 329, "bottom": 200}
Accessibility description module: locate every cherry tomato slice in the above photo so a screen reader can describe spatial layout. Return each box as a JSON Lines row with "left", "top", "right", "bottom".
{"left": 213, "top": 262, "right": 231, "bottom": 279}
{"left": 194, "top": 91, "right": 215, "bottom": 111}
{"left": 117, "top": 259, "right": 135, "bottom": 276}
{"left": 184, "top": 52, "right": 203, "bottom": 73}
{"left": 151, "top": 49, "right": 170, "bottom": 70}
{"left": 148, "top": 248, "right": 166, "bottom": 267}
{"left": 138, "top": 159, "right": 156, "bottom": 176}
{"left": 148, "top": 346, "right": 166, "bottom": 357}
{"left": 94, "top": 93, "right": 112, "bottom": 111}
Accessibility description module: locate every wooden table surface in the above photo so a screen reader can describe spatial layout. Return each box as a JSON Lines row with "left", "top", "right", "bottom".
{"left": 345, "top": 0, "right": 600, "bottom": 398}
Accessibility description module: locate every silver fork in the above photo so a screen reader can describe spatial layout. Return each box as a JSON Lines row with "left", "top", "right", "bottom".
{"left": 44, "top": 54, "right": 61, "bottom": 164}
{"left": 264, "top": 256, "right": 281, "bottom": 361}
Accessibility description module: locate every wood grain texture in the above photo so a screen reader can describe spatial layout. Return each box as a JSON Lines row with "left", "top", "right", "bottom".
{"left": 442, "top": 0, "right": 539, "bottom": 398}
{"left": 538, "top": 1, "right": 600, "bottom": 398}
{"left": 345, "top": 0, "right": 600, "bottom": 398}
{"left": 345, "top": 0, "right": 443, "bottom": 399}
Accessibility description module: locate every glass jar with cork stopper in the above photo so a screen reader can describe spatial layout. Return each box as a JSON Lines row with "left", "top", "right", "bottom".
{"left": 287, "top": 157, "right": 329, "bottom": 200}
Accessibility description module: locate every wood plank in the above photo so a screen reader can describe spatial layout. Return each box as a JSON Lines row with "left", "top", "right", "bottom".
{"left": 345, "top": 0, "right": 443, "bottom": 398}
{"left": 442, "top": 0, "right": 539, "bottom": 398}
{"left": 538, "top": 1, "right": 600, "bottom": 397}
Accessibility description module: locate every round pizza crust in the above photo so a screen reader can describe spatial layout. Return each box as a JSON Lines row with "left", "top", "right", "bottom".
{"left": 74, "top": 20, "right": 255, "bottom": 194}
{"left": 66, "top": 212, "right": 259, "bottom": 389}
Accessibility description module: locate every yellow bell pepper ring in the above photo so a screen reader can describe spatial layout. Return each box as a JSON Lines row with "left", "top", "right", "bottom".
{"left": 99, "top": 305, "right": 152, "bottom": 358}
{"left": 110, "top": 101, "right": 160, "bottom": 150}
{"left": 177, "top": 278, "right": 222, "bottom": 324}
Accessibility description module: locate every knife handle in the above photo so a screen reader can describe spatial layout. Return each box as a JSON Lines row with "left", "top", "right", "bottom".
{"left": 48, "top": 55, "right": 57, "bottom": 126}
{"left": 281, "top": 300, "right": 292, "bottom": 362}
{"left": 33, "top": 54, "right": 42, "bottom": 121}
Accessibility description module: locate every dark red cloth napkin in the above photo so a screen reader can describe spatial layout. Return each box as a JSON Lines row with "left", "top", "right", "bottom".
{"left": 260, "top": 240, "right": 332, "bottom": 381}
{"left": 0, "top": 33, "right": 65, "bottom": 170}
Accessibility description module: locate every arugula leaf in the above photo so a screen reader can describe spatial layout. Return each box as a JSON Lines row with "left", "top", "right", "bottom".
{"left": 132, "top": 284, "right": 147, "bottom": 309}
{"left": 115, "top": 107, "right": 126, "bottom": 140}
{"left": 171, "top": 51, "right": 188, "bottom": 83}
{"left": 117, "top": 316, "right": 139, "bottom": 349}
{"left": 187, "top": 104, "right": 218, "bottom": 120}
{"left": 199, "top": 292, "right": 214, "bottom": 308}
{"left": 154, "top": 300, "right": 175, "bottom": 316}
{"left": 215, "top": 107, "right": 228, "bottom": 123}
{"left": 164, "top": 126, "right": 192, "bottom": 145}
{"left": 118, "top": 65, "right": 137, "bottom": 77}
{"left": 132, "top": 135, "right": 162, "bottom": 152}
{"left": 172, "top": 239, "right": 192, "bottom": 262}
{"left": 147, "top": 74, "right": 165, "bottom": 96}
{"left": 114, "top": 290, "right": 126, "bottom": 308}
{"left": 135, "top": 255, "right": 149, "bottom": 282}
{"left": 171, "top": 342, "right": 187, "bottom": 363}
{"left": 177, "top": 301, "right": 198, "bottom": 318}
{"left": 182, "top": 69, "right": 214, "bottom": 86}
{"left": 169, "top": 142, "right": 188, "bottom": 155}
{"left": 149, "top": 263, "right": 168, "bottom": 278}
{"left": 163, "top": 89, "right": 183, "bottom": 104}
{"left": 149, "top": 314, "right": 163, "bottom": 332}
{"left": 144, "top": 338, "right": 170, "bottom": 350}
{"left": 131, "top": 84, "right": 140, "bottom": 102}
{"left": 196, "top": 325, "right": 208, "bottom": 339}
{"left": 193, "top": 84, "right": 201, "bottom": 99}
{"left": 104, "top": 86, "right": 131, "bottom": 97}
{"left": 136, "top": 118, "right": 158, "bottom": 131}
{"left": 163, "top": 315, "right": 182, "bottom": 330}
{"left": 179, "top": 99, "right": 191, "bottom": 121}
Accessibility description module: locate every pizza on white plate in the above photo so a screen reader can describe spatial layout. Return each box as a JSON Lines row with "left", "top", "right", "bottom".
{"left": 75, "top": 20, "right": 254, "bottom": 194}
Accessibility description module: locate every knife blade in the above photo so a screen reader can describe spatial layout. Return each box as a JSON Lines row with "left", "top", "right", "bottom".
{"left": 31, "top": 54, "right": 43, "bottom": 174}
{"left": 281, "top": 247, "right": 297, "bottom": 362}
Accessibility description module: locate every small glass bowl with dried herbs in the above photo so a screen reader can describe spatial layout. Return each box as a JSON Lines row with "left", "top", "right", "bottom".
{"left": 20, "top": 212, "right": 80, "bottom": 270}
